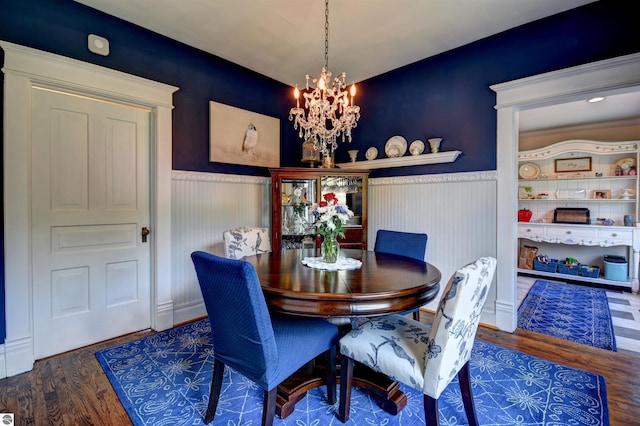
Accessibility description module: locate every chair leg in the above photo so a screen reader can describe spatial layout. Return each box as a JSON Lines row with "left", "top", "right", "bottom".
{"left": 338, "top": 356, "right": 354, "bottom": 423}
{"left": 458, "top": 361, "right": 479, "bottom": 426}
{"left": 423, "top": 394, "right": 440, "bottom": 426}
{"left": 262, "top": 388, "right": 277, "bottom": 426}
{"left": 205, "top": 358, "right": 225, "bottom": 424}
{"left": 325, "top": 345, "right": 337, "bottom": 405}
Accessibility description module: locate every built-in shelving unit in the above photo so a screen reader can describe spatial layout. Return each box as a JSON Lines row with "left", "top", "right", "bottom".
{"left": 517, "top": 140, "right": 640, "bottom": 293}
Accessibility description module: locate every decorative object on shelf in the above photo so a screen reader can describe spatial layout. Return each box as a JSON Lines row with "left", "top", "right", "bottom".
{"left": 289, "top": 0, "right": 360, "bottom": 157}
{"left": 616, "top": 157, "right": 636, "bottom": 175}
{"left": 620, "top": 189, "right": 636, "bottom": 199}
{"left": 301, "top": 138, "right": 321, "bottom": 167}
{"left": 321, "top": 150, "right": 335, "bottom": 168}
{"left": 518, "top": 209, "right": 533, "bottom": 222}
{"left": 518, "top": 162, "right": 541, "bottom": 179}
{"left": 593, "top": 190, "right": 610, "bottom": 199}
{"left": 553, "top": 208, "right": 590, "bottom": 224}
{"left": 518, "top": 186, "right": 533, "bottom": 199}
{"left": 310, "top": 192, "right": 354, "bottom": 263}
{"left": 596, "top": 218, "right": 615, "bottom": 226}
{"left": 409, "top": 140, "right": 424, "bottom": 155}
{"left": 624, "top": 215, "right": 634, "bottom": 226}
{"left": 428, "top": 137, "right": 443, "bottom": 153}
{"left": 347, "top": 149, "right": 358, "bottom": 162}
{"left": 554, "top": 156, "right": 592, "bottom": 173}
{"left": 556, "top": 188, "right": 586, "bottom": 200}
{"left": 384, "top": 135, "right": 407, "bottom": 158}
{"left": 365, "top": 147, "right": 378, "bottom": 160}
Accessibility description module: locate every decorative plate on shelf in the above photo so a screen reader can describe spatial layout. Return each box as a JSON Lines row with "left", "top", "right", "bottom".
{"left": 519, "top": 162, "right": 541, "bottom": 179}
{"left": 365, "top": 147, "right": 378, "bottom": 160}
{"left": 409, "top": 140, "right": 425, "bottom": 155}
{"left": 385, "top": 136, "right": 407, "bottom": 157}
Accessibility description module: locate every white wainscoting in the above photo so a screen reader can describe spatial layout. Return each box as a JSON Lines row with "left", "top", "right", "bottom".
{"left": 171, "top": 171, "right": 271, "bottom": 323}
{"left": 171, "top": 170, "right": 499, "bottom": 326}
{"left": 368, "top": 171, "right": 498, "bottom": 321}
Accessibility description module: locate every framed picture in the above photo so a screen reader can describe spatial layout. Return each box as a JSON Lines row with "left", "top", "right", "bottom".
{"left": 593, "top": 190, "right": 610, "bottom": 199}
{"left": 554, "top": 156, "right": 592, "bottom": 173}
{"left": 209, "top": 101, "right": 280, "bottom": 168}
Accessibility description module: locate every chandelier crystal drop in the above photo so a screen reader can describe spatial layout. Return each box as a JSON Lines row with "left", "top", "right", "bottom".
{"left": 289, "top": 0, "right": 361, "bottom": 157}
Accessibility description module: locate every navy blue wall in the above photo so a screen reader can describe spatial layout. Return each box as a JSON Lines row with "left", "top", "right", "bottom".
{"left": 335, "top": 1, "right": 640, "bottom": 176}
{"left": 1, "top": 0, "right": 639, "bottom": 342}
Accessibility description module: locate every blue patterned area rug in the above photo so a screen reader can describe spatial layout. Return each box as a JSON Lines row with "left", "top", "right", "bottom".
{"left": 518, "top": 279, "right": 617, "bottom": 351}
{"left": 96, "top": 319, "right": 609, "bottom": 426}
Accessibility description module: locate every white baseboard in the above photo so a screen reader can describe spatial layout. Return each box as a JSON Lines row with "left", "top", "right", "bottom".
{"left": 173, "top": 302, "right": 207, "bottom": 326}
{"left": 3, "top": 336, "right": 35, "bottom": 377}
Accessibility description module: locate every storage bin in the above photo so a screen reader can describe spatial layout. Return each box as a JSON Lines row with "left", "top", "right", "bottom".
{"left": 558, "top": 263, "right": 579, "bottom": 275}
{"left": 604, "top": 255, "right": 628, "bottom": 282}
{"left": 533, "top": 259, "right": 558, "bottom": 273}
{"left": 579, "top": 265, "right": 600, "bottom": 278}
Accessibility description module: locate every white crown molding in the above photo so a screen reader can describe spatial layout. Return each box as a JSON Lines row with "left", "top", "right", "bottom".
{"left": 172, "top": 170, "right": 270, "bottom": 185}
{"left": 370, "top": 170, "right": 497, "bottom": 186}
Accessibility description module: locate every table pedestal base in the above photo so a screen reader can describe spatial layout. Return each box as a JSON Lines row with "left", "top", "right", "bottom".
{"left": 276, "top": 359, "right": 407, "bottom": 419}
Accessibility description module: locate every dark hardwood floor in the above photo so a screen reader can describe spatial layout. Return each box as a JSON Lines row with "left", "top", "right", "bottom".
{"left": 1, "top": 317, "right": 638, "bottom": 426}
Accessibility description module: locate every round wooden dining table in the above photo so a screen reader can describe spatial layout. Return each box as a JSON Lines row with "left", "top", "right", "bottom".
{"left": 243, "top": 248, "right": 442, "bottom": 418}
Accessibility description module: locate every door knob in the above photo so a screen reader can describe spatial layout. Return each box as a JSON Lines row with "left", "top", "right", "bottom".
{"left": 141, "top": 227, "right": 150, "bottom": 243}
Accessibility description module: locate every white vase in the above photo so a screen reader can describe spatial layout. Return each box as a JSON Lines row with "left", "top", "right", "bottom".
{"left": 347, "top": 149, "right": 359, "bottom": 162}
{"left": 428, "top": 138, "right": 442, "bottom": 153}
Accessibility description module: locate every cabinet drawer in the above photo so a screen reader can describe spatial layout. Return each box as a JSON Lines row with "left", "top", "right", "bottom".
{"left": 518, "top": 224, "right": 544, "bottom": 238}
{"left": 597, "top": 228, "right": 633, "bottom": 243}
{"left": 545, "top": 227, "right": 597, "bottom": 239}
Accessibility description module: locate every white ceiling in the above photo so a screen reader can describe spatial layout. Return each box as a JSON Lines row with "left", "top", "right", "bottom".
{"left": 75, "top": 0, "right": 595, "bottom": 87}
{"left": 74, "top": 0, "right": 639, "bottom": 131}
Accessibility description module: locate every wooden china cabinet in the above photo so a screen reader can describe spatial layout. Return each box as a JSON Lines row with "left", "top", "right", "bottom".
{"left": 270, "top": 168, "right": 369, "bottom": 251}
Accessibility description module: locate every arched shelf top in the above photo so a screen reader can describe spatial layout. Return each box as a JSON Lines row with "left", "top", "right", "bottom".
{"left": 518, "top": 140, "right": 639, "bottom": 161}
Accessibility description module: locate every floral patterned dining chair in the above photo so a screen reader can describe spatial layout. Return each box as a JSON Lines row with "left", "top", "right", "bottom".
{"left": 223, "top": 226, "right": 271, "bottom": 259}
{"left": 338, "top": 256, "right": 497, "bottom": 426}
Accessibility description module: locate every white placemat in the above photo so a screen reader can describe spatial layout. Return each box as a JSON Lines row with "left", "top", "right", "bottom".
{"left": 302, "top": 257, "right": 362, "bottom": 271}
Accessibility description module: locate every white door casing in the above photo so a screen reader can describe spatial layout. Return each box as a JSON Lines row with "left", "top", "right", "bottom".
{"left": 1, "top": 41, "right": 178, "bottom": 377}
{"left": 492, "top": 52, "right": 640, "bottom": 332}
{"left": 31, "top": 87, "right": 151, "bottom": 358}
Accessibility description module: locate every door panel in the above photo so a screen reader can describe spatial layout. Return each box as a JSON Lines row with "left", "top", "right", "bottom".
{"left": 31, "top": 87, "right": 151, "bottom": 359}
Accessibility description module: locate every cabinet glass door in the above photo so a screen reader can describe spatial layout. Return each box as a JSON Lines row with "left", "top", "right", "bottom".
{"left": 280, "top": 178, "right": 317, "bottom": 250}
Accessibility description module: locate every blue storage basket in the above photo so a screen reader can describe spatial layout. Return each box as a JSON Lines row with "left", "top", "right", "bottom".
{"left": 558, "top": 263, "right": 579, "bottom": 276}
{"left": 579, "top": 265, "right": 600, "bottom": 278}
{"left": 533, "top": 259, "right": 558, "bottom": 273}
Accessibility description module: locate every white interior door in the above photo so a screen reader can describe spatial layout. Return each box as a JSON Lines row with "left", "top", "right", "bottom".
{"left": 31, "top": 86, "right": 151, "bottom": 359}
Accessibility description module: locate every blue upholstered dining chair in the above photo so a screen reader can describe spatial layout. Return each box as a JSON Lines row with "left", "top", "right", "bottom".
{"left": 191, "top": 251, "right": 339, "bottom": 426}
{"left": 338, "top": 257, "right": 497, "bottom": 426}
{"left": 223, "top": 226, "right": 271, "bottom": 259}
{"left": 374, "top": 229, "right": 428, "bottom": 320}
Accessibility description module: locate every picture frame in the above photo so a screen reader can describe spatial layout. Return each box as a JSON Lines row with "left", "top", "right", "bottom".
{"left": 593, "top": 190, "right": 610, "bottom": 199}
{"left": 554, "top": 156, "right": 592, "bottom": 173}
{"left": 209, "top": 101, "right": 280, "bottom": 168}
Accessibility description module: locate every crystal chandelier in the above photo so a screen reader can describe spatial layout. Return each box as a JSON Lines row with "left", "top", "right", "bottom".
{"left": 289, "top": 0, "right": 361, "bottom": 158}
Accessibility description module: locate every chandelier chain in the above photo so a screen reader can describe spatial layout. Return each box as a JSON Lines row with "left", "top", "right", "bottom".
{"left": 324, "top": 0, "right": 329, "bottom": 69}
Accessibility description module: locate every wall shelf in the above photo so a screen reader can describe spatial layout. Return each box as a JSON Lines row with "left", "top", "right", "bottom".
{"left": 336, "top": 150, "right": 462, "bottom": 170}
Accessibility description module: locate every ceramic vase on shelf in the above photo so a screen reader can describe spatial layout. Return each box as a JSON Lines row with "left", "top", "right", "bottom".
{"left": 428, "top": 138, "right": 442, "bottom": 153}
{"left": 321, "top": 234, "right": 340, "bottom": 263}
